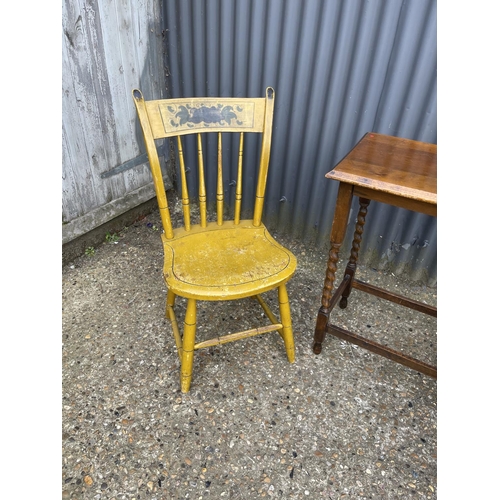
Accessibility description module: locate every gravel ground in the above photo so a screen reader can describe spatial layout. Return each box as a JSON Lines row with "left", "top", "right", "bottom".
{"left": 62, "top": 195, "right": 437, "bottom": 499}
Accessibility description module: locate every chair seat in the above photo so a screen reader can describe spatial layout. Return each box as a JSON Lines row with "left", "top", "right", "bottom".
{"left": 162, "top": 220, "right": 297, "bottom": 300}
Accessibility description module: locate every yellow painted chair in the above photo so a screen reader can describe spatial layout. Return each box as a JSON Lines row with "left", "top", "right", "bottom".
{"left": 132, "top": 87, "right": 296, "bottom": 392}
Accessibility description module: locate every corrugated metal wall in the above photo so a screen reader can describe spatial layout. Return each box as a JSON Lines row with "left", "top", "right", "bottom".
{"left": 163, "top": 0, "right": 437, "bottom": 284}
{"left": 62, "top": 0, "right": 171, "bottom": 244}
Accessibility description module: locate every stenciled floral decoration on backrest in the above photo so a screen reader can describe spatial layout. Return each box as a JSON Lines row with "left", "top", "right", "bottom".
{"left": 159, "top": 101, "right": 255, "bottom": 133}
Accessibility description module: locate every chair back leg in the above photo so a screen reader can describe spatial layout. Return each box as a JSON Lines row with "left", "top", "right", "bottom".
{"left": 166, "top": 290, "right": 182, "bottom": 361}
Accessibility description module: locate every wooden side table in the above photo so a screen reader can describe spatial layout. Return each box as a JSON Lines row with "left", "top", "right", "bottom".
{"left": 312, "top": 132, "right": 437, "bottom": 378}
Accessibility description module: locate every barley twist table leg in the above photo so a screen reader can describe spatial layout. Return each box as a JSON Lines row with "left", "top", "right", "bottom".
{"left": 313, "top": 182, "right": 353, "bottom": 354}
{"left": 339, "top": 197, "right": 370, "bottom": 309}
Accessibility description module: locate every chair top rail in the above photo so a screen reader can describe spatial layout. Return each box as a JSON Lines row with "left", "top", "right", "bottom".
{"left": 141, "top": 96, "right": 268, "bottom": 139}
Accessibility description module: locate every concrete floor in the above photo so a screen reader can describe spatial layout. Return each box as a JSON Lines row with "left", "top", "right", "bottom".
{"left": 62, "top": 196, "right": 437, "bottom": 499}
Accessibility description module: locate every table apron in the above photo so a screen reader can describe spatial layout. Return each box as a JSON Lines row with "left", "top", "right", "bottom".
{"left": 353, "top": 186, "right": 436, "bottom": 217}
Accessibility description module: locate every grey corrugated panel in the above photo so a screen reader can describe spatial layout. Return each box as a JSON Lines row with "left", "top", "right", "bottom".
{"left": 163, "top": 0, "right": 437, "bottom": 284}
{"left": 286, "top": 0, "right": 405, "bottom": 239}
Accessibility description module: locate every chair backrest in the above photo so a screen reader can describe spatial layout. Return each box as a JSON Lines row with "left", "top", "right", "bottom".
{"left": 132, "top": 87, "right": 275, "bottom": 239}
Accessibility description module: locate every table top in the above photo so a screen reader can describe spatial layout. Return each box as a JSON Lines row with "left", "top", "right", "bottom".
{"left": 326, "top": 133, "right": 436, "bottom": 205}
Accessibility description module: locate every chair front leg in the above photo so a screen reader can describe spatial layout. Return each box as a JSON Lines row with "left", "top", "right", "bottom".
{"left": 180, "top": 298, "right": 197, "bottom": 393}
{"left": 278, "top": 284, "right": 295, "bottom": 363}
